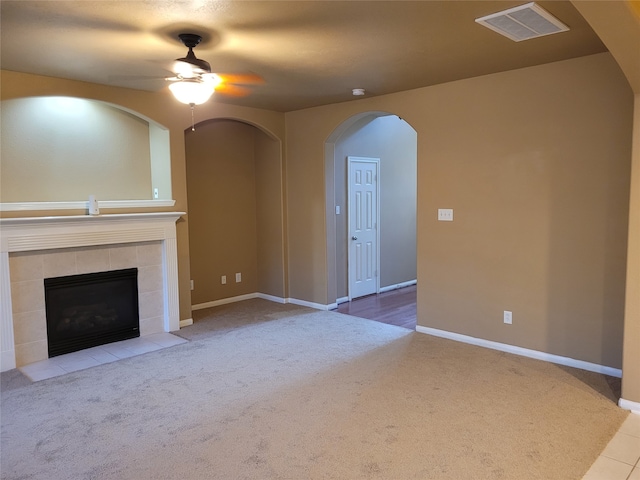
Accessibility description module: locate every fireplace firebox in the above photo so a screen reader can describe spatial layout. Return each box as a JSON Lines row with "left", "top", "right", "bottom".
{"left": 44, "top": 268, "right": 140, "bottom": 357}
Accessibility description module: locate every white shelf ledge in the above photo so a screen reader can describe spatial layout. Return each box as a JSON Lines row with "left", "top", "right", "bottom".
{"left": 0, "top": 199, "right": 176, "bottom": 212}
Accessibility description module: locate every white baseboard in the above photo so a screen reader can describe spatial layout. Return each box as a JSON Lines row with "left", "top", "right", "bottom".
{"left": 336, "top": 296, "right": 349, "bottom": 305}
{"left": 379, "top": 279, "right": 417, "bottom": 293}
{"left": 192, "top": 293, "right": 332, "bottom": 311}
{"left": 287, "top": 297, "right": 333, "bottom": 311}
{"left": 619, "top": 398, "right": 640, "bottom": 414}
{"left": 255, "top": 293, "right": 286, "bottom": 304}
{"left": 179, "top": 318, "right": 193, "bottom": 328}
{"left": 192, "top": 293, "right": 261, "bottom": 311}
{"left": 416, "top": 325, "right": 622, "bottom": 378}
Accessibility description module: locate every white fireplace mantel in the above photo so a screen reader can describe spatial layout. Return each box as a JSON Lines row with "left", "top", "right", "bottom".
{"left": 0, "top": 212, "right": 185, "bottom": 372}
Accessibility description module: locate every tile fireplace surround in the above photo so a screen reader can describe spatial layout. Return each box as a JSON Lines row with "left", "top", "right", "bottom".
{"left": 0, "top": 212, "right": 184, "bottom": 372}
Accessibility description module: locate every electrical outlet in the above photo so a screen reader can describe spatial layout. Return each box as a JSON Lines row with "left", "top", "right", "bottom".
{"left": 438, "top": 208, "right": 454, "bottom": 221}
{"left": 504, "top": 310, "right": 512, "bottom": 324}
{"left": 190, "top": 280, "right": 194, "bottom": 290}
{"left": 235, "top": 272, "right": 241, "bottom": 283}
{"left": 153, "top": 188, "right": 159, "bottom": 199}
{"left": 221, "top": 275, "right": 226, "bottom": 285}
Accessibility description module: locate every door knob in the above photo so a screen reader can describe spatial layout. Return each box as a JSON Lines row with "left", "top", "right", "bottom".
{"left": 352, "top": 236, "right": 358, "bottom": 240}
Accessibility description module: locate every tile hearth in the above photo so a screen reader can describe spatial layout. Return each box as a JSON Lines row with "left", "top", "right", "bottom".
{"left": 19, "top": 332, "right": 187, "bottom": 382}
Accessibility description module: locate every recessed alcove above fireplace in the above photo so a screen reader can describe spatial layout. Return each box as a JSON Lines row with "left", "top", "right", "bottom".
{"left": 0, "top": 212, "right": 184, "bottom": 371}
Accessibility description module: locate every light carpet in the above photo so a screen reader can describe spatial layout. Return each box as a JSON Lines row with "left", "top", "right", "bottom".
{"left": 1, "top": 299, "right": 627, "bottom": 479}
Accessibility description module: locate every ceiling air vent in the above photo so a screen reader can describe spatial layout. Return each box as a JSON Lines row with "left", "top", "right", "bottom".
{"left": 475, "top": 2, "right": 569, "bottom": 42}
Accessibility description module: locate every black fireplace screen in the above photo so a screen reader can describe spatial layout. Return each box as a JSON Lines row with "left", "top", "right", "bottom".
{"left": 44, "top": 268, "right": 140, "bottom": 357}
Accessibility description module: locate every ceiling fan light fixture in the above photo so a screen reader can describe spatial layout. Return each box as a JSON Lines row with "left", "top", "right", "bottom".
{"left": 169, "top": 78, "right": 215, "bottom": 105}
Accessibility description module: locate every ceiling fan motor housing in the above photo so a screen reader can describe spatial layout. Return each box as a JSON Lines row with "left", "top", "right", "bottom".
{"left": 176, "top": 33, "right": 211, "bottom": 74}
{"left": 178, "top": 33, "right": 202, "bottom": 49}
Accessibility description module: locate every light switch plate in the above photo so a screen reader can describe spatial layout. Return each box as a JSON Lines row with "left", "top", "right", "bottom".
{"left": 438, "top": 208, "right": 454, "bottom": 221}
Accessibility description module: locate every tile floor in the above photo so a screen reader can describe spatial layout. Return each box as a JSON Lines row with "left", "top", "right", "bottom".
{"left": 18, "top": 333, "right": 187, "bottom": 381}
{"left": 15, "top": 332, "right": 640, "bottom": 480}
{"left": 582, "top": 412, "right": 640, "bottom": 480}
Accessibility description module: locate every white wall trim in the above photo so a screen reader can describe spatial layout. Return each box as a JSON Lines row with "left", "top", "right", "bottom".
{"left": 179, "top": 318, "right": 193, "bottom": 328}
{"left": 193, "top": 293, "right": 332, "bottom": 311}
{"left": 416, "top": 325, "right": 622, "bottom": 378}
{"left": 0, "top": 199, "right": 176, "bottom": 212}
{"left": 337, "top": 296, "right": 349, "bottom": 305}
{"left": 379, "top": 279, "right": 417, "bottom": 293}
{"left": 288, "top": 298, "right": 333, "bottom": 310}
{"left": 192, "top": 293, "right": 260, "bottom": 311}
{"left": 619, "top": 398, "right": 640, "bottom": 414}
{"left": 256, "top": 293, "right": 287, "bottom": 304}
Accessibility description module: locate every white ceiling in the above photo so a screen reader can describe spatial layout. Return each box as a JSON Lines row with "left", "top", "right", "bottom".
{"left": 0, "top": 1, "right": 607, "bottom": 112}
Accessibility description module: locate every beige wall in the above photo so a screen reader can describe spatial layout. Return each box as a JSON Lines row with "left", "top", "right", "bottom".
{"left": 186, "top": 120, "right": 258, "bottom": 304}
{"left": 623, "top": 94, "right": 640, "bottom": 401}
{"left": 334, "top": 115, "right": 417, "bottom": 298}
{"left": 255, "top": 130, "right": 286, "bottom": 298}
{"left": 286, "top": 53, "right": 633, "bottom": 369}
{"left": 185, "top": 119, "right": 285, "bottom": 305}
{"left": 1, "top": 97, "right": 152, "bottom": 202}
{"left": 149, "top": 123, "right": 172, "bottom": 200}
{"left": 570, "top": 0, "right": 640, "bottom": 407}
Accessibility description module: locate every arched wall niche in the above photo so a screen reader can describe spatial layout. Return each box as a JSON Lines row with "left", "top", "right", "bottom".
{"left": 0, "top": 96, "right": 173, "bottom": 211}
{"left": 185, "top": 117, "right": 286, "bottom": 306}
{"left": 190, "top": 115, "right": 281, "bottom": 142}
{"left": 324, "top": 110, "right": 418, "bottom": 305}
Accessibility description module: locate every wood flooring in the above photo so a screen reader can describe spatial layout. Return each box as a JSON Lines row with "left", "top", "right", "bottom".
{"left": 334, "top": 285, "right": 416, "bottom": 330}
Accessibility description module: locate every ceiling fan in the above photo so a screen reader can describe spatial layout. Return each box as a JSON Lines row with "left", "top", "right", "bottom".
{"left": 166, "top": 33, "right": 263, "bottom": 105}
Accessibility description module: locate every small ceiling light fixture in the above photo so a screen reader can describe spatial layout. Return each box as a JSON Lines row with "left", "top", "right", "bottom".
{"left": 352, "top": 88, "right": 366, "bottom": 96}
{"left": 475, "top": 2, "right": 569, "bottom": 42}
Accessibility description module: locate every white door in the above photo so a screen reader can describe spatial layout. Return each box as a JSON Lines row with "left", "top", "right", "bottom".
{"left": 348, "top": 157, "right": 380, "bottom": 300}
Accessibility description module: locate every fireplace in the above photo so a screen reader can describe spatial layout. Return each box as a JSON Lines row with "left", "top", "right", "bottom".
{"left": 45, "top": 268, "right": 140, "bottom": 357}
{"left": 1, "top": 212, "right": 185, "bottom": 371}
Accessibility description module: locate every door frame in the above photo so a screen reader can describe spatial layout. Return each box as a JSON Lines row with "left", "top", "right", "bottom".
{"left": 347, "top": 156, "right": 381, "bottom": 301}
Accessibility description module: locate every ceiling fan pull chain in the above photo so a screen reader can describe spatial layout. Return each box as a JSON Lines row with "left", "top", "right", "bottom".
{"left": 190, "top": 103, "right": 196, "bottom": 131}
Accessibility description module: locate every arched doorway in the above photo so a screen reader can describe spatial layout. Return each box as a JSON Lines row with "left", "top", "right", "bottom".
{"left": 325, "top": 112, "right": 417, "bottom": 327}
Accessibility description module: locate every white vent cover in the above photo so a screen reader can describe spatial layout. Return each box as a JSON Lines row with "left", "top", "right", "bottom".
{"left": 475, "top": 2, "right": 569, "bottom": 42}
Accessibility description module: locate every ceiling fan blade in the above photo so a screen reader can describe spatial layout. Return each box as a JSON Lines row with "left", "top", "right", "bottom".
{"left": 215, "top": 73, "right": 265, "bottom": 85}
{"left": 173, "top": 58, "right": 211, "bottom": 77}
{"left": 215, "top": 83, "right": 253, "bottom": 97}
{"left": 109, "top": 74, "right": 167, "bottom": 82}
